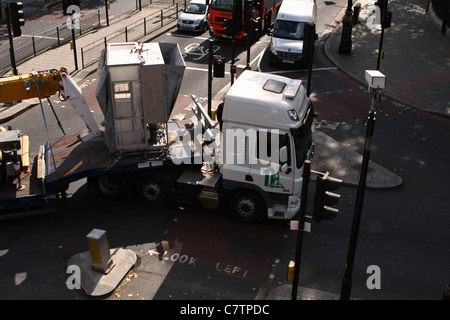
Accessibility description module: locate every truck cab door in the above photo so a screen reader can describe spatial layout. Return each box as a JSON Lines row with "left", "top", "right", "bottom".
{"left": 248, "top": 130, "right": 294, "bottom": 195}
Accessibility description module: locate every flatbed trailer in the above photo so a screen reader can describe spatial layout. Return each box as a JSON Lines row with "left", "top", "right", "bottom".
{"left": 0, "top": 101, "right": 202, "bottom": 220}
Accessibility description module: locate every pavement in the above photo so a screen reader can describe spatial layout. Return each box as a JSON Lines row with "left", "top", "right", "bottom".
{"left": 0, "top": 0, "right": 448, "bottom": 300}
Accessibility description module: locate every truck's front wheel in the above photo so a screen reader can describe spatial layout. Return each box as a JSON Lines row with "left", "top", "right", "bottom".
{"left": 135, "top": 175, "right": 171, "bottom": 207}
{"left": 229, "top": 190, "right": 266, "bottom": 223}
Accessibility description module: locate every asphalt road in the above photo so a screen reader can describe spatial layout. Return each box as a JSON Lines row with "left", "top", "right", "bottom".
{"left": 0, "top": 0, "right": 449, "bottom": 301}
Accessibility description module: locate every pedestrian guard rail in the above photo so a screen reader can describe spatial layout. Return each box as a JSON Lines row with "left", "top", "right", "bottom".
{"left": 0, "top": 0, "right": 187, "bottom": 75}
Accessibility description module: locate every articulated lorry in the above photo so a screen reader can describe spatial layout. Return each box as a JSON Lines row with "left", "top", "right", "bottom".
{"left": 0, "top": 42, "right": 314, "bottom": 222}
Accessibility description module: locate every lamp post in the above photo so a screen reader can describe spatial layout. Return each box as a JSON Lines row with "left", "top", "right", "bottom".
{"left": 339, "top": 0, "right": 353, "bottom": 54}
{"left": 340, "top": 70, "right": 385, "bottom": 300}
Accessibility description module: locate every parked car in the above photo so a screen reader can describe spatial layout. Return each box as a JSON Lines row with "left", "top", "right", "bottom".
{"left": 177, "top": 0, "right": 210, "bottom": 33}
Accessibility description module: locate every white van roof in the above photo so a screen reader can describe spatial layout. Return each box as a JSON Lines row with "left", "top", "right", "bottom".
{"left": 276, "top": 0, "right": 315, "bottom": 23}
{"left": 188, "top": 0, "right": 208, "bottom": 4}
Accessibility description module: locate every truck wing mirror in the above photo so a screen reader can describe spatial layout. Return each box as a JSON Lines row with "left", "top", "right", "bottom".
{"left": 280, "top": 146, "right": 288, "bottom": 164}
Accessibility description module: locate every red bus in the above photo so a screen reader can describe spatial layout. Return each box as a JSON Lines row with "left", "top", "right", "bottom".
{"left": 209, "top": 0, "right": 283, "bottom": 39}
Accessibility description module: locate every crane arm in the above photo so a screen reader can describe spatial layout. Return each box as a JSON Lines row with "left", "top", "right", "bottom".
{"left": 0, "top": 68, "right": 100, "bottom": 141}
{"left": 0, "top": 69, "right": 61, "bottom": 103}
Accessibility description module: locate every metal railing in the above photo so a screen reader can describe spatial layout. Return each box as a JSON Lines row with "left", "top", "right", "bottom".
{"left": 0, "top": 10, "right": 102, "bottom": 74}
{"left": 80, "top": 4, "right": 183, "bottom": 69}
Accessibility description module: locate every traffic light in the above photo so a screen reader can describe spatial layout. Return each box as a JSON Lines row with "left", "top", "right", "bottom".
{"left": 213, "top": 55, "right": 225, "bottom": 78}
{"left": 382, "top": 7, "right": 392, "bottom": 28}
{"left": 233, "top": 0, "right": 243, "bottom": 33}
{"left": 10, "top": 2, "right": 25, "bottom": 37}
{"left": 312, "top": 171, "right": 342, "bottom": 223}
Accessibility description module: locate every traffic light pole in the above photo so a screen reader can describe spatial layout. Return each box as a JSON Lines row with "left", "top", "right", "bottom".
{"left": 376, "top": 0, "right": 387, "bottom": 70}
{"left": 71, "top": 12, "right": 79, "bottom": 71}
{"left": 104, "top": 0, "right": 110, "bottom": 26}
{"left": 291, "top": 160, "right": 311, "bottom": 300}
{"left": 231, "top": 16, "right": 235, "bottom": 85}
{"left": 376, "top": 26, "right": 384, "bottom": 70}
{"left": 5, "top": 7, "right": 18, "bottom": 76}
{"left": 208, "top": 39, "right": 213, "bottom": 117}
{"left": 340, "top": 89, "right": 378, "bottom": 300}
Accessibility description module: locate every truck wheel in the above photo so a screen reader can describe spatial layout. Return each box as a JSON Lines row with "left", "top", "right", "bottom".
{"left": 95, "top": 174, "right": 126, "bottom": 198}
{"left": 229, "top": 190, "right": 266, "bottom": 223}
{"left": 135, "top": 175, "right": 171, "bottom": 207}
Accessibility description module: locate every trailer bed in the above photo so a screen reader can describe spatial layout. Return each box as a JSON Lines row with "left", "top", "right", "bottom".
{"left": 0, "top": 94, "right": 213, "bottom": 217}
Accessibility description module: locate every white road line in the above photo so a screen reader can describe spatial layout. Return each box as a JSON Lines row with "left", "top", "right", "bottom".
{"left": 186, "top": 66, "right": 230, "bottom": 75}
{"left": 20, "top": 34, "right": 59, "bottom": 40}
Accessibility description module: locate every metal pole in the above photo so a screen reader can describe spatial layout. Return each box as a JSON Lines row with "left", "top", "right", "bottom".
{"left": 71, "top": 13, "right": 78, "bottom": 71}
{"left": 306, "top": 25, "right": 315, "bottom": 97}
{"left": 340, "top": 90, "right": 377, "bottom": 300}
{"left": 245, "top": 0, "right": 251, "bottom": 69}
{"left": 376, "top": 27, "right": 384, "bottom": 70}
{"left": 81, "top": 47, "right": 84, "bottom": 69}
{"left": 57, "top": 26, "right": 61, "bottom": 46}
{"left": 376, "top": 0, "right": 388, "bottom": 70}
{"left": 32, "top": 36, "right": 36, "bottom": 56}
{"left": 291, "top": 160, "right": 311, "bottom": 300}
{"left": 208, "top": 39, "right": 213, "bottom": 117}
{"left": 231, "top": 6, "right": 236, "bottom": 85}
{"left": 104, "top": 0, "right": 109, "bottom": 26}
{"left": 338, "top": 0, "right": 353, "bottom": 54}
{"left": 6, "top": 7, "right": 18, "bottom": 75}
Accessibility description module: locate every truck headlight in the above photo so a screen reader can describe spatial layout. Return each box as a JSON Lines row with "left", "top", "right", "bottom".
{"left": 270, "top": 42, "right": 277, "bottom": 55}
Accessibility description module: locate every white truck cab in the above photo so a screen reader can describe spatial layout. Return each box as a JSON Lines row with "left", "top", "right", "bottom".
{"left": 268, "top": 0, "right": 317, "bottom": 67}
{"left": 220, "top": 70, "right": 314, "bottom": 221}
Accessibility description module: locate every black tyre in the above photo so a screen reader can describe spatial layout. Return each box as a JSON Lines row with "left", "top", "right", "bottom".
{"left": 229, "top": 190, "right": 267, "bottom": 223}
{"left": 135, "top": 175, "right": 172, "bottom": 207}
{"left": 94, "top": 174, "right": 126, "bottom": 198}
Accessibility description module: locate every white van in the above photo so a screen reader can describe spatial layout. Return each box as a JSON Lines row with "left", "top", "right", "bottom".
{"left": 268, "top": 0, "right": 317, "bottom": 67}
{"left": 177, "top": 0, "right": 210, "bottom": 33}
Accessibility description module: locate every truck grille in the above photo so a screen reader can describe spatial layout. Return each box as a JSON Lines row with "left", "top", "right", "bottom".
{"left": 276, "top": 51, "right": 302, "bottom": 61}
{"left": 214, "top": 17, "right": 227, "bottom": 23}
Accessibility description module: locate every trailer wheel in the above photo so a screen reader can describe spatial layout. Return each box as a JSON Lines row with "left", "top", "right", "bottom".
{"left": 229, "top": 190, "right": 266, "bottom": 223}
{"left": 135, "top": 175, "right": 171, "bottom": 207}
{"left": 95, "top": 174, "right": 126, "bottom": 198}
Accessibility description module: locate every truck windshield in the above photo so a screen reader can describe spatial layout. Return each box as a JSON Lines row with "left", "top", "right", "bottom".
{"left": 293, "top": 103, "right": 314, "bottom": 168}
{"left": 272, "top": 20, "right": 306, "bottom": 40}
{"left": 210, "top": 0, "right": 233, "bottom": 11}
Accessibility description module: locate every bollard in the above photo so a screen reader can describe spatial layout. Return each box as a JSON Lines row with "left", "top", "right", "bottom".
{"left": 86, "top": 228, "right": 114, "bottom": 274}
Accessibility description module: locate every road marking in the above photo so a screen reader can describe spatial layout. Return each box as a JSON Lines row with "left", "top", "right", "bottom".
{"left": 170, "top": 33, "right": 210, "bottom": 41}
{"left": 186, "top": 66, "right": 230, "bottom": 75}
{"left": 266, "top": 67, "right": 338, "bottom": 75}
{"left": 20, "top": 34, "right": 59, "bottom": 40}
